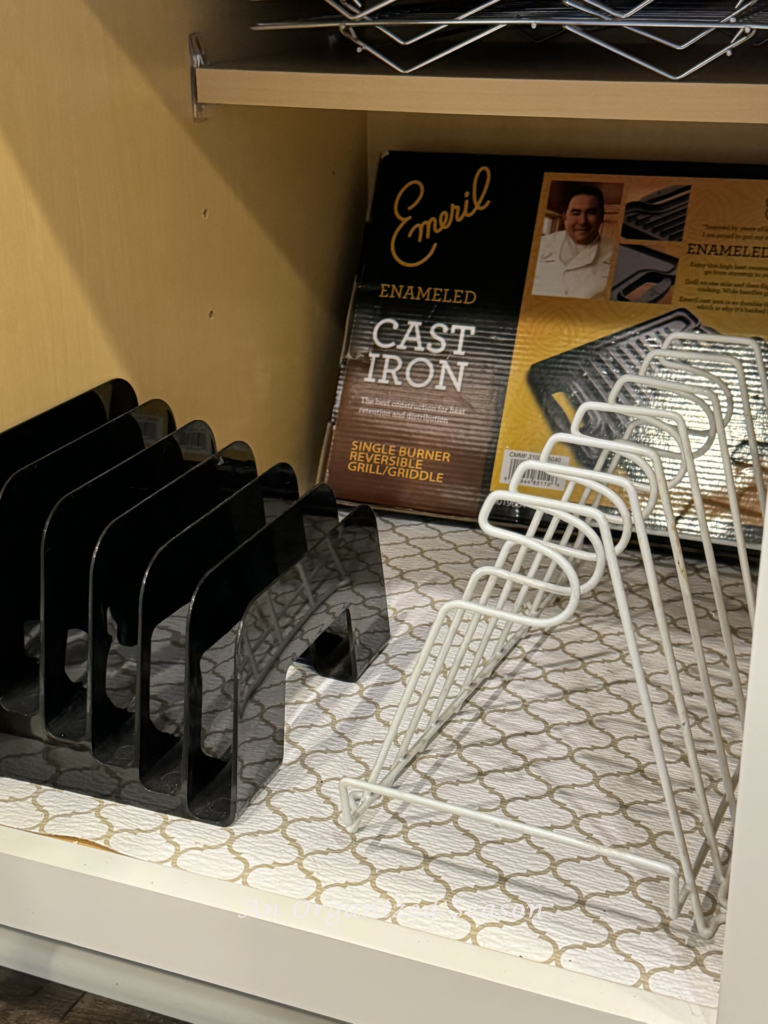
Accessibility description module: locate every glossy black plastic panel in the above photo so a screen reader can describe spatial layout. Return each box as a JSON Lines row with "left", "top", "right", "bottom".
{"left": 136, "top": 462, "right": 299, "bottom": 793}
{"left": 186, "top": 493, "right": 390, "bottom": 824}
{"left": 0, "top": 379, "right": 136, "bottom": 491}
{"left": 0, "top": 399, "right": 174, "bottom": 723}
{"left": 88, "top": 440, "right": 255, "bottom": 763}
{"left": 41, "top": 421, "right": 217, "bottom": 746}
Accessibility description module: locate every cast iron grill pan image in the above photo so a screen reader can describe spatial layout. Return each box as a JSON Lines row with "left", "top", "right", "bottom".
{"left": 610, "top": 245, "right": 679, "bottom": 304}
{"left": 527, "top": 308, "right": 705, "bottom": 465}
{"left": 621, "top": 185, "right": 691, "bottom": 242}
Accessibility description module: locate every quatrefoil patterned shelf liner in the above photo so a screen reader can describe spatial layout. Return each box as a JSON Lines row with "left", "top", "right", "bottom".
{"left": 0, "top": 515, "right": 748, "bottom": 1010}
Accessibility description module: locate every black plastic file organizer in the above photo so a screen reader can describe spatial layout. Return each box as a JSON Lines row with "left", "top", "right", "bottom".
{"left": 0, "top": 381, "right": 390, "bottom": 824}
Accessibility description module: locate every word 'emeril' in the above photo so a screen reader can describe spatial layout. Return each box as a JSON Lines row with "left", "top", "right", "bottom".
{"left": 364, "top": 318, "right": 475, "bottom": 393}
{"left": 390, "top": 166, "right": 491, "bottom": 268}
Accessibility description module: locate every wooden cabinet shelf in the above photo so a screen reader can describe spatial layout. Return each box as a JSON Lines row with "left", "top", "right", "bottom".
{"left": 197, "top": 43, "right": 768, "bottom": 123}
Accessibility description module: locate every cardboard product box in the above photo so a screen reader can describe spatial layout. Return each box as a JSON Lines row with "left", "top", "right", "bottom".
{"left": 324, "top": 151, "right": 768, "bottom": 548}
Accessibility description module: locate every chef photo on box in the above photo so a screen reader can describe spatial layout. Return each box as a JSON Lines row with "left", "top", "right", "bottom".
{"left": 532, "top": 181, "right": 622, "bottom": 300}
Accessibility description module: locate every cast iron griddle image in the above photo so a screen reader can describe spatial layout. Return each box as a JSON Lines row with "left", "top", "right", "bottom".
{"left": 622, "top": 185, "right": 691, "bottom": 242}
{"left": 526, "top": 308, "right": 705, "bottom": 462}
{"left": 610, "top": 244, "right": 679, "bottom": 304}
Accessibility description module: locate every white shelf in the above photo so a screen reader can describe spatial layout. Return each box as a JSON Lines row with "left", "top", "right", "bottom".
{"left": 0, "top": 825, "right": 718, "bottom": 1024}
{"left": 196, "top": 47, "right": 768, "bottom": 123}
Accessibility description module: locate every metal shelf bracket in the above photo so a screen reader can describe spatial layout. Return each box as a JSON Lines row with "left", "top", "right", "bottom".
{"left": 189, "top": 33, "right": 218, "bottom": 122}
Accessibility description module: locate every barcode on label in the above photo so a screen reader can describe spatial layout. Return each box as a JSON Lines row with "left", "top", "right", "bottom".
{"left": 133, "top": 414, "right": 165, "bottom": 443}
{"left": 500, "top": 449, "right": 569, "bottom": 490}
{"left": 180, "top": 429, "right": 214, "bottom": 454}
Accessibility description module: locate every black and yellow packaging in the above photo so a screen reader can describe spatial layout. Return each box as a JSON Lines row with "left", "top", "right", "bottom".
{"left": 324, "top": 151, "right": 768, "bottom": 546}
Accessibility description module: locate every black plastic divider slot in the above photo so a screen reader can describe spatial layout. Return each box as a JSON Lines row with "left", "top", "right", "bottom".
{"left": 88, "top": 441, "right": 257, "bottom": 764}
{"left": 0, "top": 379, "right": 136, "bottom": 491}
{"left": 0, "top": 399, "right": 174, "bottom": 723}
{"left": 185, "top": 496, "right": 389, "bottom": 825}
{"left": 137, "top": 462, "right": 299, "bottom": 793}
{"left": 40, "top": 420, "right": 217, "bottom": 745}
{"left": 183, "top": 484, "right": 339, "bottom": 813}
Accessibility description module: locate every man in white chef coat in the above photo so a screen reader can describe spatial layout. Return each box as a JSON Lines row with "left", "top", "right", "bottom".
{"left": 532, "top": 185, "right": 615, "bottom": 300}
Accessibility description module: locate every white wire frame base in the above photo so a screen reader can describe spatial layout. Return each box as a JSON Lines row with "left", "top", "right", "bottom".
{"left": 339, "top": 779, "right": 683, "bottom": 919}
{"left": 337, "top": 564, "right": 686, "bottom": 926}
{"left": 340, "top": 597, "right": 732, "bottom": 939}
{"left": 349, "top": 511, "right": 736, "bottom": 919}
{"left": 338, "top": 538, "right": 729, "bottom": 939}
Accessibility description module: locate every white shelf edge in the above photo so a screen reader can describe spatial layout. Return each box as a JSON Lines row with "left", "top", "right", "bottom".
{"left": 0, "top": 922, "right": 328, "bottom": 1024}
{"left": 0, "top": 825, "right": 714, "bottom": 1024}
{"left": 196, "top": 66, "right": 768, "bottom": 124}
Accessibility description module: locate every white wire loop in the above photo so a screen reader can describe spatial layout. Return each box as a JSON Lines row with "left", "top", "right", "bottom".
{"left": 654, "top": 344, "right": 766, "bottom": 515}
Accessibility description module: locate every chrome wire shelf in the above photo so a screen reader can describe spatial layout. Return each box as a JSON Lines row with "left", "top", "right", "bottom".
{"left": 251, "top": 1, "right": 768, "bottom": 79}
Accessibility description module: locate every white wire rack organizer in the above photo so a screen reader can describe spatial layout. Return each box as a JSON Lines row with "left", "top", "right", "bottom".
{"left": 251, "top": 1, "right": 768, "bottom": 79}
{"left": 339, "top": 329, "right": 764, "bottom": 939}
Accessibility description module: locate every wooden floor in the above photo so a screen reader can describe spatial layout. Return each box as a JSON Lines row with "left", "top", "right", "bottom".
{"left": 0, "top": 966, "right": 190, "bottom": 1023}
